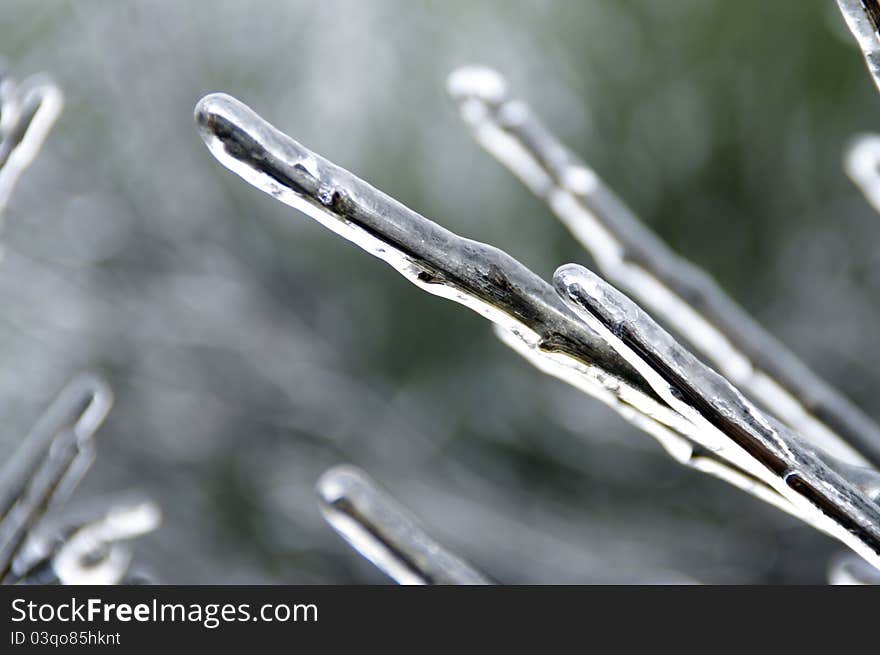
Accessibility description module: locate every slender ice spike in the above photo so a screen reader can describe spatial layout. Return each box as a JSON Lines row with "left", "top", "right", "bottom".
{"left": 448, "top": 65, "right": 880, "bottom": 469}
{"left": 193, "top": 92, "right": 713, "bottom": 462}
{"left": 0, "top": 374, "right": 113, "bottom": 582}
{"left": 316, "top": 465, "right": 491, "bottom": 585}
{"left": 554, "top": 263, "right": 880, "bottom": 570}
{"left": 0, "top": 72, "right": 63, "bottom": 219}
{"left": 845, "top": 133, "right": 880, "bottom": 215}
{"left": 11, "top": 500, "right": 161, "bottom": 585}
{"left": 836, "top": 0, "right": 880, "bottom": 94}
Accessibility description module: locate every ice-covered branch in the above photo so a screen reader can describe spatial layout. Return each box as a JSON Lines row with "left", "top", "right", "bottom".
{"left": 448, "top": 66, "right": 880, "bottom": 469}
{"left": 193, "top": 92, "right": 710, "bottom": 469}
{"left": 194, "top": 92, "right": 880, "bottom": 571}
{"left": 0, "top": 374, "right": 111, "bottom": 581}
{"left": 555, "top": 264, "right": 880, "bottom": 570}
{"left": 317, "top": 465, "right": 491, "bottom": 585}
{"left": 11, "top": 499, "right": 161, "bottom": 585}
{"left": 0, "top": 375, "right": 160, "bottom": 585}
{"left": 194, "top": 93, "right": 801, "bottom": 512}
{"left": 836, "top": 0, "right": 880, "bottom": 94}
{"left": 0, "top": 376, "right": 162, "bottom": 585}
{"left": 0, "top": 62, "right": 63, "bottom": 221}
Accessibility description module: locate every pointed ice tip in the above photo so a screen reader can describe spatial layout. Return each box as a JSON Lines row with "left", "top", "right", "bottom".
{"left": 446, "top": 65, "right": 508, "bottom": 104}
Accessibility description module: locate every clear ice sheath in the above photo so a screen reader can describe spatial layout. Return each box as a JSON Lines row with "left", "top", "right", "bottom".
{"left": 195, "top": 92, "right": 880, "bottom": 572}
{"left": 554, "top": 264, "right": 880, "bottom": 571}
{"left": 317, "top": 465, "right": 491, "bottom": 585}
{"left": 448, "top": 65, "right": 880, "bottom": 469}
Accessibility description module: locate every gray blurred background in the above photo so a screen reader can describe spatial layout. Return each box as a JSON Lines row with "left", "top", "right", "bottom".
{"left": 1, "top": 0, "right": 879, "bottom": 583}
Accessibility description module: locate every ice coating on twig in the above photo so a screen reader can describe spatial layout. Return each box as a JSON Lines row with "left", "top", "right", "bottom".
{"left": 554, "top": 263, "right": 880, "bottom": 569}
{"left": 836, "top": 0, "right": 880, "bottom": 94}
{"left": 195, "top": 91, "right": 880, "bottom": 571}
{"left": 193, "top": 92, "right": 712, "bottom": 462}
{"left": 194, "top": 91, "right": 867, "bottom": 549}
{"left": 0, "top": 374, "right": 112, "bottom": 582}
{"left": 448, "top": 65, "right": 880, "bottom": 468}
{"left": 316, "top": 465, "right": 491, "bottom": 585}
{"left": 0, "top": 68, "right": 63, "bottom": 221}
{"left": 499, "top": 318, "right": 825, "bottom": 530}
{"left": 845, "top": 133, "right": 880, "bottom": 215}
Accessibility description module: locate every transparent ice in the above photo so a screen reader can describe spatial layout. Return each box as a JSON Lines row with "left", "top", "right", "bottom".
{"left": 317, "top": 465, "right": 490, "bottom": 585}
{"left": 196, "top": 89, "right": 880, "bottom": 579}
{"left": 447, "top": 65, "right": 875, "bottom": 467}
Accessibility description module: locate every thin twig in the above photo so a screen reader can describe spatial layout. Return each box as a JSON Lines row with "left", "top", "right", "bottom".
{"left": 447, "top": 66, "right": 880, "bottom": 469}
{"left": 317, "top": 465, "right": 491, "bottom": 585}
